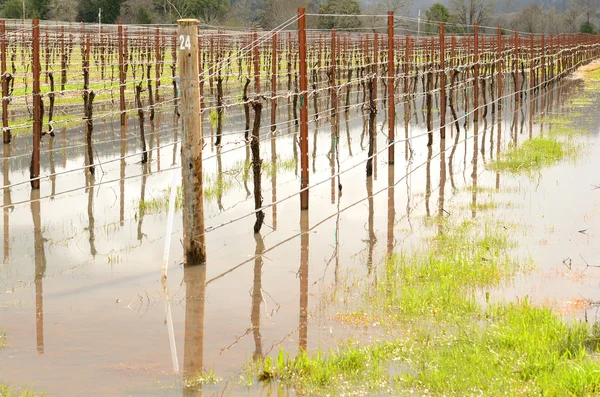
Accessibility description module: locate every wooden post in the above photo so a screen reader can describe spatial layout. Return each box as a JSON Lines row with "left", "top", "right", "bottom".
{"left": 473, "top": 23, "right": 479, "bottom": 122}
{"left": 1, "top": 20, "right": 10, "bottom": 144}
{"left": 541, "top": 34, "right": 546, "bottom": 86}
{"left": 440, "top": 23, "right": 446, "bottom": 139}
{"left": 373, "top": 32, "right": 378, "bottom": 103}
{"left": 331, "top": 28, "right": 336, "bottom": 116}
{"left": 60, "top": 25, "right": 65, "bottom": 92}
{"left": 515, "top": 30, "right": 519, "bottom": 101}
{"left": 155, "top": 27, "right": 161, "bottom": 102}
{"left": 31, "top": 20, "right": 41, "bottom": 189}
{"left": 118, "top": 23, "right": 126, "bottom": 126}
{"left": 298, "top": 8, "right": 309, "bottom": 210}
{"left": 529, "top": 33, "right": 534, "bottom": 92}
{"left": 271, "top": 31, "right": 277, "bottom": 132}
{"left": 387, "top": 11, "right": 395, "bottom": 164}
{"left": 177, "top": 19, "right": 206, "bottom": 266}
{"left": 253, "top": 31, "right": 260, "bottom": 94}
{"left": 497, "top": 26, "right": 502, "bottom": 110}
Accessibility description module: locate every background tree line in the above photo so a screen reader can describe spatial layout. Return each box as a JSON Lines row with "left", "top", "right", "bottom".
{"left": 0, "top": 0, "right": 598, "bottom": 34}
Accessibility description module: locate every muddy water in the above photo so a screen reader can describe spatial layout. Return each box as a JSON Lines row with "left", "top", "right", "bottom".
{"left": 1, "top": 76, "right": 599, "bottom": 396}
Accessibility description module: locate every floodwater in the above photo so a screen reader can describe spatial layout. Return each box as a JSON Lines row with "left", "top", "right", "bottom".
{"left": 1, "top": 75, "right": 600, "bottom": 396}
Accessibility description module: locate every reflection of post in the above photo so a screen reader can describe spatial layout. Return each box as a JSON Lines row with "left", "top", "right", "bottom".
{"left": 425, "top": 146, "right": 432, "bottom": 217}
{"left": 387, "top": 165, "right": 395, "bottom": 257}
{"left": 251, "top": 233, "right": 264, "bottom": 360}
{"left": 183, "top": 264, "right": 206, "bottom": 396}
{"left": 216, "top": 148, "right": 224, "bottom": 211}
{"left": 49, "top": 137, "right": 56, "bottom": 199}
{"left": 31, "top": 190, "right": 46, "bottom": 355}
{"left": 271, "top": 122, "right": 278, "bottom": 229}
{"left": 472, "top": 122, "right": 479, "bottom": 218}
{"left": 120, "top": 121, "right": 127, "bottom": 227}
{"left": 137, "top": 164, "right": 149, "bottom": 242}
{"left": 299, "top": 210, "right": 309, "bottom": 352}
{"left": 3, "top": 143, "right": 12, "bottom": 263}
{"left": 86, "top": 171, "right": 97, "bottom": 257}
{"left": 366, "top": 177, "right": 376, "bottom": 272}
{"left": 438, "top": 137, "right": 446, "bottom": 232}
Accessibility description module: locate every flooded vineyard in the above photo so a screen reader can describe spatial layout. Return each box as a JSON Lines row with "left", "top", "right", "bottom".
{"left": 2, "top": 14, "right": 600, "bottom": 396}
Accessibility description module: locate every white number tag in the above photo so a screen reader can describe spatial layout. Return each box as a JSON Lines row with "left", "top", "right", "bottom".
{"left": 179, "top": 35, "right": 191, "bottom": 50}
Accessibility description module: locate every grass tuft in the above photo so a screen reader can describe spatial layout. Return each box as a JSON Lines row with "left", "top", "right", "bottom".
{"left": 0, "top": 384, "right": 43, "bottom": 397}
{"left": 248, "top": 218, "right": 600, "bottom": 396}
{"left": 491, "top": 138, "right": 569, "bottom": 173}
{"left": 184, "top": 370, "right": 222, "bottom": 389}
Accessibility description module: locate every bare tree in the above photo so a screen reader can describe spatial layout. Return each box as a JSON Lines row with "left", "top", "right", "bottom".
{"left": 563, "top": 1, "right": 582, "bottom": 32}
{"left": 47, "top": 0, "right": 78, "bottom": 22}
{"left": 261, "top": 0, "right": 310, "bottom": 29}
{"left": 515, "top": 4, "right": 542, "bottom": 33}
{"left": 543, "top": 7, "right": 565, "bottom": 34}
{"left": 449, "top": 0, "right": 496, "bottom": 27}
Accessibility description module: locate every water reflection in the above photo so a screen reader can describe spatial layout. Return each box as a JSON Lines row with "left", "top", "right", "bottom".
{"left": 137, "top": 163, "right": 149, "bottom": 241}
{"left": 31, "top": 189, "right": 46, "bottom": 355}
{"left": 252, "top": 232, "right": 265, "bottom": 360}
{"left": 387, "top": 164, "right": 395, "bottom": 257}
{"left": 3, "top": 143, "right": 12, "bottom": 263}
{"left": 120, "top": 122, "right": 127, "bottom": 227}
{"left": 299, "top": 210, "right": 309, "bottom": 352}
{"left": 438, "top": 137, "right": 446, "bottom": 227}
{"left": 472, "top": 121, "right": 479, "bottom": 218}
{"left": 183, "top": 263, "right": 207, "bottom": 396}
{"left": 365, "top": 176, "right": 376, "bottom": 272}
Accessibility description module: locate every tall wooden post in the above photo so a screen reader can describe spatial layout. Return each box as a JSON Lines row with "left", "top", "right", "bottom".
{"left": 473, "top": 23, "right": 479, "bottom": 122}
{"left": 387, "top": 11, "right": 395, "bottom": 164}
{"left": 118, "top": 23, "right": 126, "bottom": 126}
{"left": 373, "top": 32, "right": 378, "bottom": 102}
{"left": 497, "top": 26, "right": 502, "bottom": 110}
{"left": 31, "top": 19, "right": 41, "bottom": 190}
{"left": 331, "top": 29, "right": 337, "bottom": 114}
{"left": 178, "top": 19, "right": 206, "bottom": 266}
{"left": 1, "top": 20, "right": 10, "bottom": 144}
{"left": 60, "top": 25, "right": 65, "bottom": 92}
{"left": 529, "top": 33, "right": 534, "bottom": 92}
{"left": 271, "top": 31, "right": 277, "bottom": 132}
{"left": 541, "top": 34, "right": 546, "bottom": 85}
{"left": 253, "top": 31, "right": 260, "bottom": 94}
{"left": 515, "top": 30, "right": 520, "bottom": 101}
{"left": 155, "top": 27, "right": 161, "bottom": 102}
{"left": 440, "top": 23, "right": 446, "bottom": 139}
{"left": 298, "top": 8, "right": 309, "bottom": 210}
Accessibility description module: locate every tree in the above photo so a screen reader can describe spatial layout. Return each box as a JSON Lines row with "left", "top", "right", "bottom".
{"left": 449, "top": 0, "right": 496, "bottom": 27}
{"left": 47, "top": 0, "right": 77, "bottom": 21}
{"left": 30, "top": 0, "right": 50, "bottom": 18}
{"left": 186, "top": 0, "right": 230, "bottom": 23}
{"left": 319, "top": 0, "right": 362, "bottom": 30}
{"left": 581, "top": 21, "right": 596, "bottom": 33}
{"left": 77, "top": 0, "right": 121, "bottom": 23}
{"left": 515, "top": 4, "right": 542, "bottom": 33}
{"left": 2, "top": 0, "right": 22, "bottom": 18}
{"left": 576, "top": 0, "right": 597, "bottom": 25}
{"left": 375, "top": 0, "right": 411, "bottom": 15}
{"left": 563, "top": 1, "right": 582, "bottom": 32}
{"left": 226, "top": 0, "right": 263, "bottom": 28}
{"left": 425, "top": 3, "right": 450, "bottom": 33}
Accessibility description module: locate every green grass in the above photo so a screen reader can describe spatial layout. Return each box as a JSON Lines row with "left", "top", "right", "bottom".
{"left": 248, "top": 219, "right": 600, "bottom": 396}
{"left": 0, "top": 384, "right": 43, "bottom": 397}
{"left": 184, "top": 369, "right": 222, "bottom": 390}
{"left": 137, "top": 155, "right": 297, "bottom": 215}
{"left": 491, "top": 138, "right": 570, "bottom": 173}
{"left": 0, "top": 329, "right": 5, "bottom": 349}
